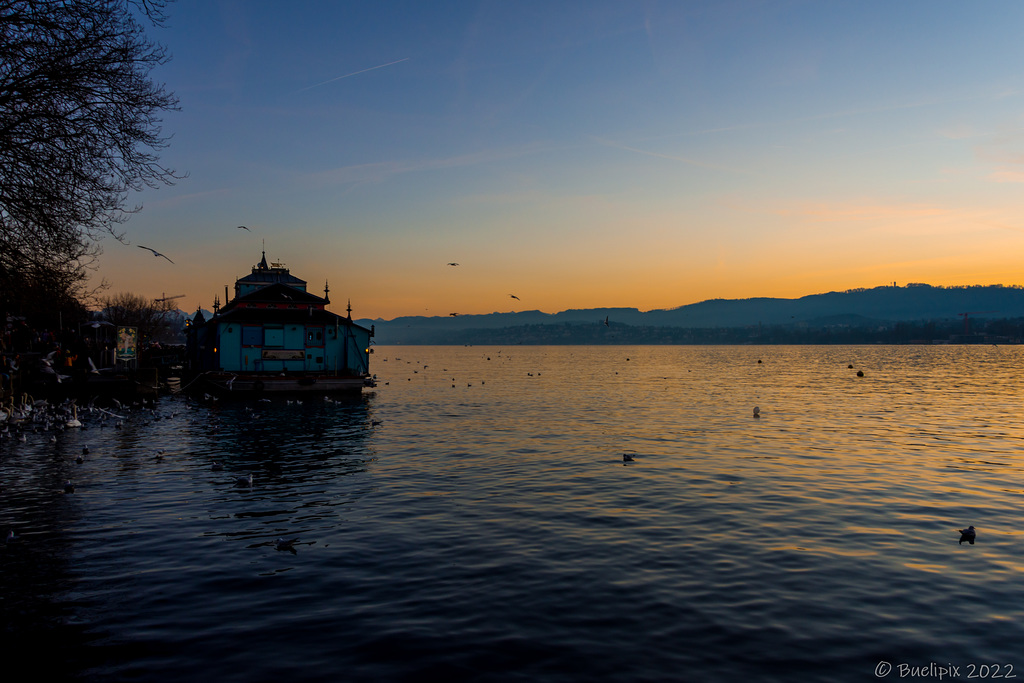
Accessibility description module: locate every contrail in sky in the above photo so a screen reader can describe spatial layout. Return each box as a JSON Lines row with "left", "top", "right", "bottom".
{"left": 298, "top": 58, "right": 410, "bottom": 92}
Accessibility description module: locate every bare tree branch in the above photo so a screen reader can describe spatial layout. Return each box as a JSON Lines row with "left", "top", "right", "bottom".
{"left": 98, "top": 290, "right": 176, "bottom": 343}
{"left": 0, "top": 0, "right": 181, "bottom": 325}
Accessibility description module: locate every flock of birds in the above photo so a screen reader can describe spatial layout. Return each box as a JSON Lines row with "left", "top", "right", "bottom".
{"left": 377, "top": 351, "right": 543, "bottom": 389}
{"left": 443, "top": 261, "right": 530, "bottom": 316}
{"left": 133, "top": 225, "right": 252, "bottom": 265}
{"left": 2, "top": 354, "right": 982, "bottom": 550}
{"left": 0, "top": 394, "right": 324, "bottom": 555}
{"left": 377, "top": 352, "right": 980, "bottom": 548}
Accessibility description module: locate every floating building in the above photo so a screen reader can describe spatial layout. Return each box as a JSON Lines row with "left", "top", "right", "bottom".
{"left": 187, "top": 252, "right": 373, "bottom": 393}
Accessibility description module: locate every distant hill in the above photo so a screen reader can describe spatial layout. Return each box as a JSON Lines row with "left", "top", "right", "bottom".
{"left": 357, "top": 284, "right": 1024, "bottom": 345}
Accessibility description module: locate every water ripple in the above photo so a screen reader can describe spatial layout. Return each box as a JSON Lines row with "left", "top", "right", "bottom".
{"left": 3, "top": 346, "right": 1024, "bottom": 681}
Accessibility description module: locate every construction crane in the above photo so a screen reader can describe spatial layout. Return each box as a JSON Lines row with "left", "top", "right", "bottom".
{"left": 957, "top": 310, "right": 997, "bottom": 335}
{"left": 155, "top": 293, "right": 185, "bottom": 303}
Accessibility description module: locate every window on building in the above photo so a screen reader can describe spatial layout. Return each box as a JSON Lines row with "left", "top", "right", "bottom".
{"left": 264, "top": 326, "right": 284, "bottom": 347}
{"left": 241, "top": 326, "right": 263, "bottom": 346}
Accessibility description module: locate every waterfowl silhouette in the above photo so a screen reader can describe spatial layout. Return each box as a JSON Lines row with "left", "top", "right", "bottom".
{"left": 137, "top": 245, "right": 174, "bottom": 263}
{"left": 275, "top": 537, "right": 299, "bottom": 553}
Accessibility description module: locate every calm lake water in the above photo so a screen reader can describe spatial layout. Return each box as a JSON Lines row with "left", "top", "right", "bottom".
{"left": 2, "top": 345, "right": 1023, "bottom": 682}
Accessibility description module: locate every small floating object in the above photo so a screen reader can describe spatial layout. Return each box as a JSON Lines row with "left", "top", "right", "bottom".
{"left": 5, "top": 529, "right": 15, "bottom": 544}
{"left": 623, "top": 453, "right": 635, "bottom": 462}
{"left": 275, "top": 537, "right": 299, "bottom": 552}
{"left": 958, "top": 525, "right": 976, "bottom": 545}
{"left": 75, "top": 454, "right": 84, "bottom": 464}
{"left": 856, "top": 370, "right": 864, "bottom": 377}
{"left": 211, "top": 462, "right": 224, "bottom": 471}
{"left": 63, "top": 480, "right": 75, "bottom": 493}
{"left": 82, "top": 446, "right": 89, "bottom": 455}
{"left": 235, "top": 473, "right": 253, "bottom": 487}
{"left": 753, "top": 406, "right": 761, "bottom": 418}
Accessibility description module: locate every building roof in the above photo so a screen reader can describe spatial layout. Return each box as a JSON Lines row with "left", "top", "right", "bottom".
{"left": 205, "top": 283, "right": 370, "bottom": 332}
{"left": 227, "top": 282, "right": 327, "bottom": 308}
{"left": 193, "top": 252, "right": 371, "bottom": 334}
{"left": 235, "top": 251, "right": 307, "bottom": 289}
{"left": 211, "top": 306, "right": 367, "bottom": 329}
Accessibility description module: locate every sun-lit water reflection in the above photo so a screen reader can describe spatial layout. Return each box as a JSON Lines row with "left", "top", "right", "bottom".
{"left": 2, "top": 345, "right": 1023, "bottom": 681}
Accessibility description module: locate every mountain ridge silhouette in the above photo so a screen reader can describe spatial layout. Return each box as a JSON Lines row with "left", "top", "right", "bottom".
{"left": 358, "top": 283, "right": 1024, "bottom": 344}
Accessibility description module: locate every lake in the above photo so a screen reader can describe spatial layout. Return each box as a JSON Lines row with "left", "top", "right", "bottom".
{"left": 2, "top": 345, "right": 1023, "bottom": 682}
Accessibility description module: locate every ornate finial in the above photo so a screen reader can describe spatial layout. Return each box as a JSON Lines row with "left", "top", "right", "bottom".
{"left": 324, "top": 280, "right": 330, "bottom": 304}
{"left": 346, "top": 299, "right": 352, "bottom": 320}
{"left": 213, "top": 294, "right": 221, "bottom": 314}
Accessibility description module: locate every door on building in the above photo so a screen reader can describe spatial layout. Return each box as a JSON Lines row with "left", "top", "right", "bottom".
{"left": 305, "top": 326, "right": 325, "bottom": 371}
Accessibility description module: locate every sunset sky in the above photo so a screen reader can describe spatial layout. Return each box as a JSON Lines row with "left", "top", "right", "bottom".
{"left": 95, "top": 1, "right": 1024, "bottom": 320}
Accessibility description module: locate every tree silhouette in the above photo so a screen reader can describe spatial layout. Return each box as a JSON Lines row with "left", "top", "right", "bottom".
{"left": 99, "top": 291, "right": 177, "bottom": 344}
{"left": 0, "top": 0, "right": 180, "bottom": 321}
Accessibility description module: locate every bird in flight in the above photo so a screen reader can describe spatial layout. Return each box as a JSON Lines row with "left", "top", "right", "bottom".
{"left": 237, "top": 225, "right": 250, "bottom": 231}
{"left": 509, "top": 294, "right": 520, "bottom": 300}
{"left": 449, "top": 312, "right": 459, "bottom": 317}
{"left": 137, "top": 245, "right": 174, "bottom": 263}
{"left": 447, "top": 262, "right": 459, "bottom": 266}
{"left": 603, "top": 316, "right": 609, "bottom": 326}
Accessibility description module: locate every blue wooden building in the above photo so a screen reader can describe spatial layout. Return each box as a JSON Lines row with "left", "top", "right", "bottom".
{"left": 187, "top": 253, "right": 373, "bottom": 393}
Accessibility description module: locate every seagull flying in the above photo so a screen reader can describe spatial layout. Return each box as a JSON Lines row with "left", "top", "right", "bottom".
{"left": 237, "top": 225, "right": 250, "bottom": 231}
{"left": 958, "top": 526, "right": 976, "bottom": 545}
{"left": 447, "top": 262, "right": 459, "bottom": 266}
{"left": 509, "top": 294, "right": 520, "bottom": 300}
{"left": 137, "top": 245, "right": 174, "bottom": 263}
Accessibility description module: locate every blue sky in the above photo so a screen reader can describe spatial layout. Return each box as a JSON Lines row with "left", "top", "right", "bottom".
{"left": 99, "top": 1, "right": 1024, "bottom": 319}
